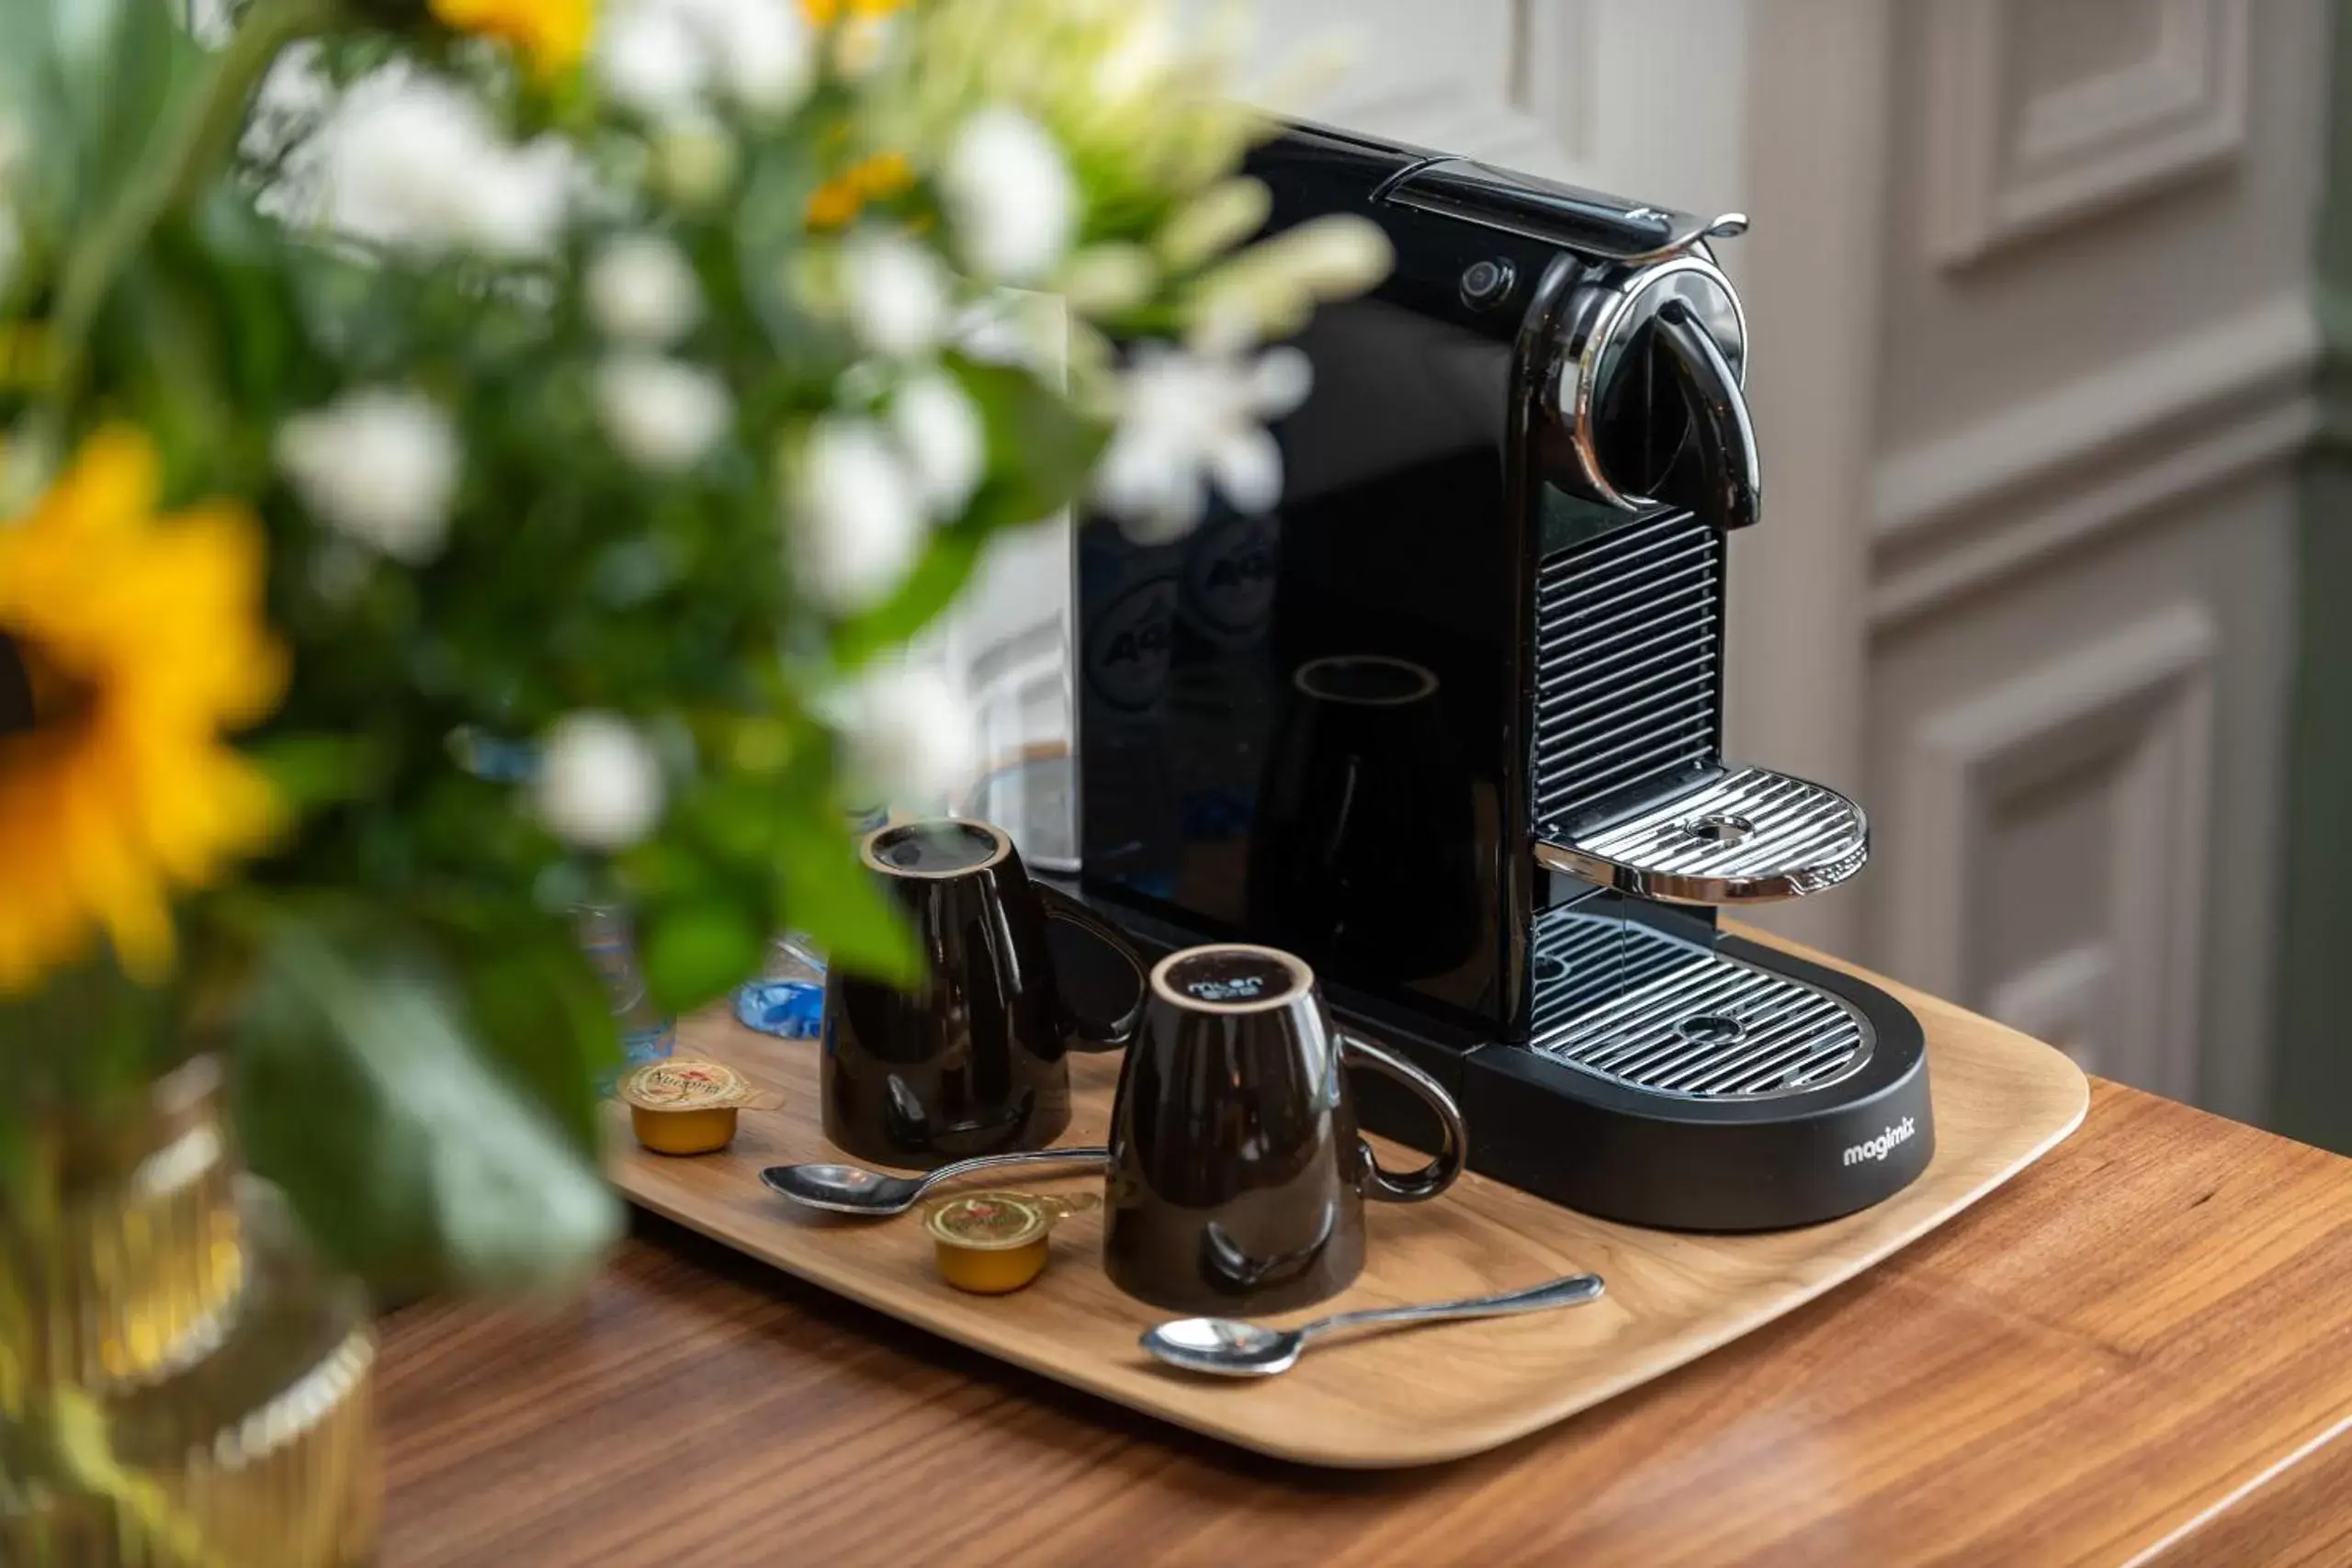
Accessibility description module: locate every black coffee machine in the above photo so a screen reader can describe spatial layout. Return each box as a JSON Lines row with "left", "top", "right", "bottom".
{"left": 1071, "top": 123, "right": 1932, "bottom": 1231}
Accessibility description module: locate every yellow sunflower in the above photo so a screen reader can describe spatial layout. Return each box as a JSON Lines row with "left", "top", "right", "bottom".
{"left": 802, "top": 0, "right": 909, "bottom": 21}
{"left": 431, "top": 0, "right": 594, "bottom": 75}
{"left": 806, "top": 150, "right": 914, "bottom": 229}
{"left": 0, "top": 428, "right": 287, "bottom": 994}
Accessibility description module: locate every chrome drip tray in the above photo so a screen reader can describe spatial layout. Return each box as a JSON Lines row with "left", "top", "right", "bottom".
{"left": 1535, "top": 765, "right": 1869, "bottom": 904}
{"left": 1531, "top": 942, "right": 1874, "bottom": 1100}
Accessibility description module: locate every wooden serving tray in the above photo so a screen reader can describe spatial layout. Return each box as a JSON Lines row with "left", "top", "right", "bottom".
{"left": 608, "top": 934, "right": 2088, "bottom": 1469}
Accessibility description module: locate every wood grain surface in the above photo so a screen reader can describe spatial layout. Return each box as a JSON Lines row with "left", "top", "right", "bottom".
{"left": 379, "top": 940, "right": 2352, "bottom": 1565}
{"left": 600, "top": 953, "right": 2084, "bottom": 1466}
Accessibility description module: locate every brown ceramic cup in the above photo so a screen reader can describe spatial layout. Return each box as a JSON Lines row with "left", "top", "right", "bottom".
{"left": 1102, "top": 942, "right": 1467, "bottom": 1314}
{"left": 821, "top": 818, "right": 1145, "bottom": 1169}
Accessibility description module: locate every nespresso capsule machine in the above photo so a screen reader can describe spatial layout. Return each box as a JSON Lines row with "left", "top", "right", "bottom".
{"left": 1069, "top": 124, "right": 1933, "bottom": 1231}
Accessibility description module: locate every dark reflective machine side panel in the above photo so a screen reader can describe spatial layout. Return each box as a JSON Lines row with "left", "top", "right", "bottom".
{"left": 1079, "top": 130, "right": 1565, "bottom": 1039}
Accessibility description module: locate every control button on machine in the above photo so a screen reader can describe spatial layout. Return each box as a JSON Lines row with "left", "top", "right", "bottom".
{"left": 1458, "top": 257, "right": 1516, "bottom": 310}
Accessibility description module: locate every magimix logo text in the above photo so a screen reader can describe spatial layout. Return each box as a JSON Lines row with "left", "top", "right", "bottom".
{"left": 1842, "top": 1117, "right": 1917, "bottom": 1167}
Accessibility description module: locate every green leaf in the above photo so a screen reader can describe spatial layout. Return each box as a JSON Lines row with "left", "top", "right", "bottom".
{"left": 0, "top": 3, "right": 69, "bottom": 236}
{"left": 231, "top": 919, "right": 623, "bottom": 1297}
{"left": 413, "top": 898, "right": 617, "bottom": 1156}
{"left": 0, "top": 1116, "right": 27, "bottom": 1209}
{"left": 830, "top": 525, "right": 989, "bottom": 667}
{"left": 248, "top": 733, "right": 388, "bottom": 812}
{"left": 0, "top": 946, "right": 175, "bottom": 1108}
{"left": 732, "top": 141, "right": 826, "bottom": 354}
{"left": 775, "top": 805, "right": 918, "bottom": 985}
{"left": 817, "top": 360, "right": 1105, "bottom": 671}
{"left": 117, "top": 257, "right": 235, "bottom": 485}
{"left": 639, "top": 899, "right": 764, "bottom": 1017}
{"left": 956, "top": 355, "right": 1110, "bottom": 522}
{"left": 72, "top": 0, "right": 204, "bottom": 205}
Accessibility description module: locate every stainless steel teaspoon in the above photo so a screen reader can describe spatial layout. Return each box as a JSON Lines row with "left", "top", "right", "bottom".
{"left": 759, "top": 1146, "right": 1111, "bottom": 1215}
{"left": 1141, "top": 1272, "right": 1607, "bottom": 1377}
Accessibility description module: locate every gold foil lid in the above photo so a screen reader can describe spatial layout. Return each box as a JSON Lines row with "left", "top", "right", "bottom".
{"left": 618, "top": 1059, "right": 777, "bottom": 1112}
{"left": 922, "top": 1190, "right": 1100, "bottom": 1251}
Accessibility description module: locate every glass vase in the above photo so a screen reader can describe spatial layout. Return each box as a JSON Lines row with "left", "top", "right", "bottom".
{"left": 1, "top": 1056, "right": 379, "bottom": 1567}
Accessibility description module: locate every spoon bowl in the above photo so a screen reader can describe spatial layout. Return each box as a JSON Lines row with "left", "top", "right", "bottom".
{"left": 1142, "top": 1318, "right": 1311, "bottom": 1376}
{"left": 760, "top": 1162, "right": 930, "bottom": 1214}
{"left": 1140, "top": 1272, "right": 1606, "bottom": 1378}
{"left": 760, "top": 1145, "right": 1111, "bottom": 1216}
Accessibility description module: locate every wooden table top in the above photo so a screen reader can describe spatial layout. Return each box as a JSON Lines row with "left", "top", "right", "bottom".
{"left": 379, "top": 1077, "right": 2352, "bottom": 1567}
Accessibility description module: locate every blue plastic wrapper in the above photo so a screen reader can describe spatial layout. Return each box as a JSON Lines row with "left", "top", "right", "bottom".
{"left": 734, "top": 978, "right": 825, "bottom": 1038}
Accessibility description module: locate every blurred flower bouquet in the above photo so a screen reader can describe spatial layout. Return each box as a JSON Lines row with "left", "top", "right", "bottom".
{"left": 0, "top": 0, "right": 1386, "bottom": 1555}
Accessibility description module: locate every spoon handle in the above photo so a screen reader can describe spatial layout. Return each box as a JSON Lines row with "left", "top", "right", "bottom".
{"left": 1295, "top": 1273, "right": 1605, "bottom": 1343}
{"left": 910, "top": 1145, "right": 1112, "bottom": 1198}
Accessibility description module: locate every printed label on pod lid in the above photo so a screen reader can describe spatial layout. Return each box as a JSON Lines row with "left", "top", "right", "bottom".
{"left": 927, "top": 1193, "right": 1049, "bottom": 1250}
{"left": 618, "top": 1059, "right": 777, "bottom": 1112}
{"left": 922, "top": 1190, "right": 1101, "bottom": 1250}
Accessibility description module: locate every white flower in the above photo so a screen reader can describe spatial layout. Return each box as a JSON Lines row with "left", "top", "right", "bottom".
{"left": 241, "top": 42, "right": 334, "bottom": 194}
{"left": 830, "top": 13, "right": 894, "bottom": 80}
{"left": 843, "top": 231, "right": 950, "bottom": 358}
{"left": 648, "top": 119, "right": 739, "bottom": 209}
{"left": 598, "top": 4, "right": 707, "bottom": 118}
{"left": 312, "top": 66, "right": 572, "bottom": 259}
{"left": 1092, "top": 344, "right": 1311, "bottom": 542}
{"left": 276, "top": 389, "right": 461, "bottom": 563}
{"left": 707, "top": 0, "right": 813, "bottom": 113}
{"left": 1056, "top": 244, "right": 1155, "bottom": 316}
{"left": 1093, "top": 5, "right": 1177, "bottom": 103}
{"left": 468, "top": 141, "right": 578, "bottom": 258}
{"left": 1189, "top": 215, "right": 1394, "bottom": 351}
{"left": 1156, "top": 177, "right": 1272, "bottom": 271}
{"left": 180, "top": 0, "right": 232, "bottom": 41}
{"left": 951, "top": 295, "right": 1033, "bottom": 367}
{"left": 890, "top": 372, "right": 984, "bottom": 518}
{"left": 594, "top": 355, "right": 733, "bottom": 470}
{"left": 788, "top": 418, "right": 926, "bottom": 612}
{"left": 585, "top": 234, "right": 702, "bottom": 344}
{"left": 534, "top": 712, "right": 666, "bottom": 851}
{"left": 1254, "top": 214, "right": 1396, "bottom": 296}
{"left": 940, "top": 109, "right": 1077, "bottom": 285}
{"left": 839, "top": 665, "right": 977, "bottom": 807}
{"left": 596, "top": 0, "right": 811, "bottom": 119}
{"left": 948, "top": 291, "right": 1071, "bottom": 378}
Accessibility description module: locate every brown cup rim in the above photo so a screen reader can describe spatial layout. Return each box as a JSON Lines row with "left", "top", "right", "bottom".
{"left": 1148, "top": 942, "right": 1316, "bottom": 1015}
{"left": 859, "top": 818, "right": 1012, "bottom": 880}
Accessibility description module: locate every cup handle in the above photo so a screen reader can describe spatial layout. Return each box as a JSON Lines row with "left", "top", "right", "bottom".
{"left": 1035, "top": 884, "right": 1148, "bottom": 1052}
{"left": 1340, "top": 1034, "right": 1468, "bottom": 1203}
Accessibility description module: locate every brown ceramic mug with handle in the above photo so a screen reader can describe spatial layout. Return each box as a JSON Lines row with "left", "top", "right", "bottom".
{"left": 1102, "top": 942, "right": 1467, "bottom": 1314}
{"left": 821, "top": 818, "right": 1146, "bottom": 1169}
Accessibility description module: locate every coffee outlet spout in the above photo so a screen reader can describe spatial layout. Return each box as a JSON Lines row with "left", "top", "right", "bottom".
{"left": 1649, "top": 297, "right": 1761, "bottom": 535}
